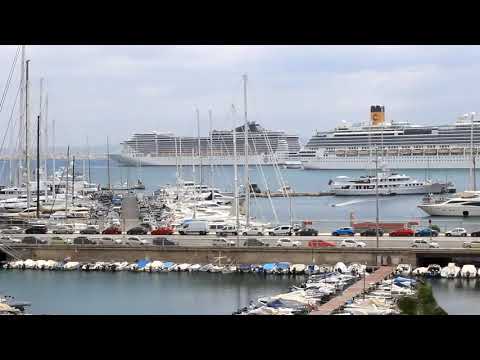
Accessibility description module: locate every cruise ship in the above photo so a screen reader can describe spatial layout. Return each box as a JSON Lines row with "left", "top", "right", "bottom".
{"left": 111, "top": 122, "right": 301, "bottom": 166}
{"left": 300, "top": 105, "right": 480, "bottom": 170}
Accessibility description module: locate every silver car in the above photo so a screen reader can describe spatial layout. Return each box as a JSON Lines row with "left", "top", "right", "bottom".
{"left": 0, "top": 226, "right": 24, "bottom": 234}
{"left": 410, "top": 239, "right": 440, "bottom": 248}
{"left": 463, "top": 240, "right": 480, "bottom": 248}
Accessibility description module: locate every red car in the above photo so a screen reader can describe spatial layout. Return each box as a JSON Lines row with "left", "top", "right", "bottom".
{"left": 389, "top": 228, "right": 414, "bottom": 237}
{"left": 102, "top": 227, "right": 122, "bottom": 235}
{"left": 308, "top": 239, "right": 336, "bottom": 248}
{"left": 151, "top": 227, "right": 174, "bottom": 235}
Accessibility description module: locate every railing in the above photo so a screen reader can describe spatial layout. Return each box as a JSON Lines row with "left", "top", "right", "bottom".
{"left": 0, "top": 242, "right": 24, "bottom": 260}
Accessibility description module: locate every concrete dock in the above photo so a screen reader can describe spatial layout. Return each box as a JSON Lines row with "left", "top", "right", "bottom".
{"left": 310, "top": 266, "right": 394, "bottom": 315}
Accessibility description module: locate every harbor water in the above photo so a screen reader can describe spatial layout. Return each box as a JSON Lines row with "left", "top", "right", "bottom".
{"left": 0, "top": 270, "right": 305, "bottom": 315}
{"left": 428, "top": 278, "right": 480, "bottom": 315}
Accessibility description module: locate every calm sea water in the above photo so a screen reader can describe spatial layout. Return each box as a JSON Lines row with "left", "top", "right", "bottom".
{"left": 0, "top": 270, "right": 305, "bottom": 315}
{"left": 428, "top": 278, "right": 480, "bottom": 315}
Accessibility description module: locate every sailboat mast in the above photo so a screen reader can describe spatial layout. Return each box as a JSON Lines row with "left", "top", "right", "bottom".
{"left": 243, "top": 74, "right": 250, "bottom": 227}
{"left": 179, "top": 137, "right": 182, "bottom": 180}
{"left": 65, "top": 146, "right": 69, "bottom": 212}
{"left": 25, "top": 59, "right": 31, "bottom": 210}
{"left": 17, "top": 45, "right": 25, "bottom": 187}
{"left": 209, "top": 109, "right": 214, "bottom": 189}
{"left": 44, "top": 92, "right": 48, "bottom": 198}
{"left": 87, "top": 136, "right": 91, "bottom": 184}
{"left": 52, "top": 119, "right": 56, "bottom": 194}
{"left": 36, "top": 115, "right": 40, "bottom": 218}
{"left": 232, "top": 105, "right": 239, "bottom": 231}
{"left": 39, "top": 78, "right": 44, "bottom": 198}
{"left": 107, "top": 136, "right": 111, "bottom": 190}
{"left": 192, "top": 147, "right": 196, "bottom": 219}
{"left": 72, "top": 155, "right": 75, "bottom": 207}
{"left": 196, "top": 108, "right": 202, "bottom": 186}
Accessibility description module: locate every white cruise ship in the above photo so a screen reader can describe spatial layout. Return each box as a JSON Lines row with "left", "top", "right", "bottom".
{"left": 111, "top": 122, "right": 300, "bottom": 166}
{"left": 300, "top": 105, "right": 480, "bottom": 170}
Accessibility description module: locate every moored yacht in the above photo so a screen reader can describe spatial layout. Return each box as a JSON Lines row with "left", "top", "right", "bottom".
{"left": 418, "top": 191, "right": 480, "bottom": 217}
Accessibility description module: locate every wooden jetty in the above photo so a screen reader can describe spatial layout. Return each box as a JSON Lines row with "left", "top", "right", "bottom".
{"left": 310, "top": 266, "right": 394, "bottom": 315}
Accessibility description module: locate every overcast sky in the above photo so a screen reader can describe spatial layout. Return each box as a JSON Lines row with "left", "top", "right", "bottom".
{"left": 1, "top": 45, "right": 479, "bottom": 149}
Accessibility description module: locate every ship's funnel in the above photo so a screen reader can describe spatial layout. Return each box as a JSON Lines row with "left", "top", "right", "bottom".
{"left": 370, "top": 105, "right": 385, "bottom": 126}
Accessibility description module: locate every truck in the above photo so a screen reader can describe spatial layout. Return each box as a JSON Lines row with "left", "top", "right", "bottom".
{"left": 178, "top": 220, "right": 209, "bottom": 235}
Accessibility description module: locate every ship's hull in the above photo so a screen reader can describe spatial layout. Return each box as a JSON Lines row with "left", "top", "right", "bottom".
{"left": 302, "top": 155, "right": 478, "bottom": 170}
{"left": 110, "top": 153, "right": 287, "bottom": 166}
{"left": 418, "top": 204, "right": 480, "bottom": 217}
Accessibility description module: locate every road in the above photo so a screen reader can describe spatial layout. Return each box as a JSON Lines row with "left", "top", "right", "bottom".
{"left": 3, "top": 233, "right": 479, "bottom": 250}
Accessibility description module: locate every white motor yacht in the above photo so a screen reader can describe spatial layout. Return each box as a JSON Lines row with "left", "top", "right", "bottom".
{"left": 461, "top": 264, "right": 477, "bottom": 278}
{"left": 395, "top": 264, "right": 412, "bottom": 276}
{"left": 418, "top": 191, "right": 480, "bottom": 217}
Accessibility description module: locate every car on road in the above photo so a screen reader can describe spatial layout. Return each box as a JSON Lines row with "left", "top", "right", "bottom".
{"left": 213, "top": 238, "right": 236, "bottom": 247}
{"left": 410, "top": 239, "right": 439, "bottom": 248}
{"left": 360, "top": 228, "right": 384, "bottom": 236}
{"left": 50, "top": 236, "right": 65, "bottom": 244}
{"left": 471, "top": 230, "right": 480, "bottom": 237}
{"left": 0, "top": 226, "right": 24, "bottom": 234}
{"left": 241, "top": 227, "right": 265, "bottom": 236}
{"left": 52, "top": 226, "right": 75, "bottom": 234}
{"left": 331, "top": 227, "right": 354, "bottom": 236}
{"left": 97, "top": 237, "right": 116, "bottom": 245}
{"left": 152, "top": 237, "right": 177, "bottom": 246}
{"left": 307, "top": 239, "right": 336, "bottom": 248}
{"left": 415, "top": 228, "right": 439, "bottom": 237}
{"left": 276, "top": 238, "right": 301, "bottom": 247}
{"left": 25, "top": 225, "right": 48, "bottom": 234}
{"left": 269, "top": 225, "right": 295, "bottom": 236}
{"left": 80, "top": 227, "right": 100, "bottom": 235}
{"left": 151, "top": 226, "right": 175, "bottom": 235}
{"left": 125, "top": 236, "right": 149, "bottom": 246}
{"left": 243, "top": 238, "right": 269, "bottom": 247}
{"left": 389, "top": 228, "right": 415, "bottom": 237}
{"left": 102, "top": 226, "right": 122, "bottom": 235}
{"left": 445, "top": 228, "right": 468, "bottom": 237}
{"left": 178, "top": 220, "right": 209, "bottom": 235}
{"left": 217, "top": 225, "right": 239, "bottom": 237}
{"left": 126, "top": 226, "right": 148, "bottom": 235}
{"left": 295, "top": 228, "right": 319, "bottom": 236}
{"left": 463, "top": 240, "right": 480, "bottom": 248}
{"left": 73, "top": 236, "right": 97, "bottom": 245}
{"left": 22, "top": 236, "right": 47, "bottom": 244}
{"left": 339, "top": 239, "right": 366, "bottom": 248}
{"left": 0, "top": 236, "right": 21, "bottom": 244}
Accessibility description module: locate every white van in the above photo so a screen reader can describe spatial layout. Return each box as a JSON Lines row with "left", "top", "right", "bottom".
{"left": 178, "top": 220, "right": 209, "bottom": 235}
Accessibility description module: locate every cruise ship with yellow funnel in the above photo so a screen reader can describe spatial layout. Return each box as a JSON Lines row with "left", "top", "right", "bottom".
{"left": 300, "top": 105, "right": 480, "bottom": 170}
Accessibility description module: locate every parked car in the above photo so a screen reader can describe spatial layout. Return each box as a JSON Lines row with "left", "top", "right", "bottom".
{"left": 243, "top": 238, "right": 269, "bottom": 247}
{"left": 151, "top": 226, "right": 174, "bottom": 235}
{"left": 126, "top": 226, "right": 148, "bottom": 235}
{"left": 152, "top": 237, "right": 177, "bottom": 246}
{"left": 415, "top": 228, "right": 439, "bottom": 237}
{"left": 295, "top": 228, "right": 319, "bottom": 236}
{"left": 241, "top": 227, "right": 265, "bottom": 236}
{"left": 102, "top": 227, "right": 122, "bottom": 235}
{"left": 50, "top": 236, "right": 65, "bottom": 244}
{"left": 331, "top": 227, "right": 354, "bottom": 236}
{"left": 22, "top": 236, "right": 47, "bottom": 244}
{"left": 213, "top": 237, "right": 236, "bottom": 247}
{"left": 445, "top": 228, "right": 468, "bottom": 237}
{"left": 307, "top": 239, "right": 336, "bottom": 248}
{"left": 0, "top": 226, "right": 24, "bottom": 234}
{"left": 125, "top": 236, "right": 148, "bottom": 246}
{"left": 25, "top": 225, "right": 48, "bottom": 234}
{"left": 410, "top": 239, "right": 439, "bottom": 248}
{"left": 52, "top": 226, "right": 74, "bottom": 234}
{"left": 470, "top": 230, "right": 480, "bottom": 237}
{"left": 80, "top": 227, "right": 100, "bottom": 235}
{"left": 360, "top": 228, "right": 384, "bottom": 236}
{"left": 0, "top": 236, "right": 21, "bottom": 244}
{"left": 98, "top": 237, "right": 116, "bottom": 245}
{"left": 217, "top": 225, "right": 238, "bottom": 237}
{"left": 275, "top": 238, "right": 301, "bottom": 247}
{"left": 463, "top": 240, "right": 480, "bottom": 248}
{"left": 389, "top": 228, "right": 415, "bottom": 237}
{"left": 73, "top": 236, "right": 97, "bottom": 245}
{"left": 268, "top": 225, "right": 295, "bottom": 236}
{"left": 339, "top": 238, "right": 366, "bottom": 248}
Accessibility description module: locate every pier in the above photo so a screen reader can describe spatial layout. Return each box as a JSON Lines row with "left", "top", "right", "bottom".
{"left": 310, "top": 266, "right": 394, "bottom": 315}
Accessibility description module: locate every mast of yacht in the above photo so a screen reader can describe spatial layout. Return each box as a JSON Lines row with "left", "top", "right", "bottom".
{"left": 106, "top": 136, "right": 111, "bottom": 190}
{"left": 52, "top": 119, "right": 56, "bottom": 194}
{"left": 243, "top": 74, "right": 250, "bottom": 227}
{"left": 25, "top": 59, "right": 31, "bottom": 210}
{"left": 192, "top": 147, "right": 196, "bottom": 219}
{"left": 232, "top": 105, "right": 240, "bottom": 234}
{"left": 65, "top": 146, "right": 69, "bottom": 212}
{"left": 87, "top": 136, "right": 91, "bottom": 184}
{"left": 39, "top": 78, "right": 44, "bottom": 199}
{"left": 197, "top": 108, "right": 202, "bottom": 186}
{"left": 44, "top": 92, "right": 48, "bottom": 198}
{"left": 72, "top": 155, "right": 75, "bottom": 207}
{"left": 209, "top": 109, "right": 214, "bottom": 189}
{"left": 36, "top": 115, "right": 40, "bottom": 218}
{"left": 17, "top": 45, "right": 25, "bottom": 187}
